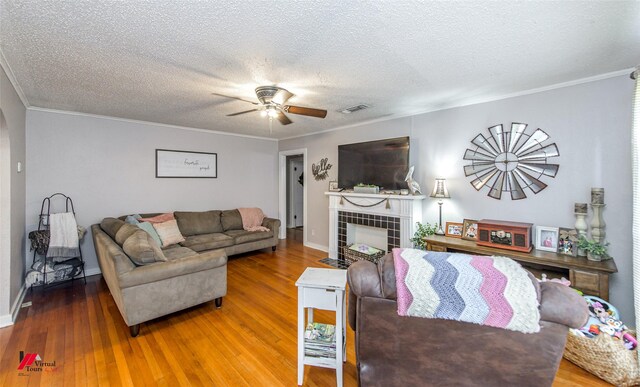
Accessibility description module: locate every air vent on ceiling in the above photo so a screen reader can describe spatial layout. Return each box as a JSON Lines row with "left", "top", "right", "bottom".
{"left": 340, "top": 104, "right": 370, "bottom": 114}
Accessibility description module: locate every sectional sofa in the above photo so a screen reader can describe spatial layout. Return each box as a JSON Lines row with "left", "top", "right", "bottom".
{"left": 92, "top": 209, "right": 280, "bottom": 336}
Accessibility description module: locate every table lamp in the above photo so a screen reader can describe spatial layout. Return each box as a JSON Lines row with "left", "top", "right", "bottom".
{"left": 430, "top": 178, "right": 450, "bottom": 235}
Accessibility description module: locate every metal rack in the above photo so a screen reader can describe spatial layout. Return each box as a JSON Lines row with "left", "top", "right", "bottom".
{"left": 29, "top": 193, "right": 86, "bottom": 289}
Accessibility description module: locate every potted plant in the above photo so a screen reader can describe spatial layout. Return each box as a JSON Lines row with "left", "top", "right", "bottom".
{"left": 577, "top": 237, "right": 611, "bottom": 261}
{"left": 411, "top": 222, "right": 438, "bottom": 250}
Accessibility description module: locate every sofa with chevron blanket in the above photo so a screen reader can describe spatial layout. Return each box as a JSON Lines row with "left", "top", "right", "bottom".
{"left": 347, "top": 252, "right": 589, "bottom": 387}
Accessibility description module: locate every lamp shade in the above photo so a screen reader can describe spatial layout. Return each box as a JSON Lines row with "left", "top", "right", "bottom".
{"left": 430, "top": 178, "right": 450, "bottom": 199}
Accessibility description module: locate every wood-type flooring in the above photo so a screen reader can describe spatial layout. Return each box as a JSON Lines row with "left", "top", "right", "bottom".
{"left": 0, "top": 228, "right": 610, "bottom": 386}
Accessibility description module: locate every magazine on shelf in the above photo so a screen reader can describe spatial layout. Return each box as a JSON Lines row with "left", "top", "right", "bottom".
{"left": 304, "top": 322, "right": 342, "bottom": 358}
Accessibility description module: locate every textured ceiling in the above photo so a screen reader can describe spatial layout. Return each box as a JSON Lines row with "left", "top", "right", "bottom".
{"left": 1, "top": 1, "right": 639, "bottom": 139}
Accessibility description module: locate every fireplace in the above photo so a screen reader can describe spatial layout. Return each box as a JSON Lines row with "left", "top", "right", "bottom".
{"left": 326, "top": 192, "right": 426, "bottom": 262}
{"left": 338, "top": 211, "right": 400, "bottom": 260}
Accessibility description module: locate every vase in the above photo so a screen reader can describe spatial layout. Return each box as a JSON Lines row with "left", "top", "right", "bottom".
{"left": 574, "top": 206, "right": 588, "bottom": 257}
{"left": 587, "top": 252, "right": 602, "bottom": 262}
{"left": 590, "top": 204, "right": 606, "bottom": 244}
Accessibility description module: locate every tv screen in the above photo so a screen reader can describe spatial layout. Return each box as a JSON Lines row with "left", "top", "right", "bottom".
{"left": 338, "top": 137, "right": 410, "bottom": 190}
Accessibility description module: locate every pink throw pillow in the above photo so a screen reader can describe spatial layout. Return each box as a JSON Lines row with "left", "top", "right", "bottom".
{"left": 139, "top": 212, "right": 174, "bottom": 224}
{"left": 152, "top": 219, "right": 185, "bottom": 247}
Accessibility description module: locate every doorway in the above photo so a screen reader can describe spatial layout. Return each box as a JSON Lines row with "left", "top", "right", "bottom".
{"left": 278, "top": 149, "right": 307, "bottom": 245}
{"left": 287, "top": 155, "right": 304, "bottom": 229}
{"left": 0, "top": 109, "right": 11, "bottom": 324}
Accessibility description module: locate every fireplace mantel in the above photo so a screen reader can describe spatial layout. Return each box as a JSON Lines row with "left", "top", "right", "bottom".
{"left": 325, "top": 192, "right": 426, "bottom": 260}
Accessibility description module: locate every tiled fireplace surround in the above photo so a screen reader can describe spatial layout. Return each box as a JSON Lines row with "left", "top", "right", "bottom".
{"left": 326, "top": 192, "right": 426, "bottom": 262}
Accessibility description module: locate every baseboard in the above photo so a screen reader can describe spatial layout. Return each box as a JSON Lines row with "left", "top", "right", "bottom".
{"left": 304, "top": 242, "right": 329, "bottom": 252}
{"left": 84, "top": 267, "right": 101, "bottom": 277}
{"left": 0, "top": 283, "right": 27, "bottom": 328}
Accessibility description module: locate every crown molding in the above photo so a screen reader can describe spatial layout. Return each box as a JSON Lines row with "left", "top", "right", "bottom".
{"left": 0, "top": 48, "right": 30, "bottom": 108}
{"left": 279, "top": 68, "right": 634, "bottom": 141}
{"left": 27, "top": 107, "right": 278, "bottom": 142}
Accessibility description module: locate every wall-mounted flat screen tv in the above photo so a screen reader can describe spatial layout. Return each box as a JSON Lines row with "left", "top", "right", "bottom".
{"left": 338, "top": 136, "right": 410, "bottom": 190}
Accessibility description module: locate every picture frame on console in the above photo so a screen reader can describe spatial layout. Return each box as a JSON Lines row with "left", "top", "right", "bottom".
{"left": 557, "top": 227, "right": 578, "bottom": 256}
{"left": 328, "top": 181, "right": 340, "bottom": 192}
{"left": 462, "top": 219, "right": 478, "bottom": 241}
{"left": 445, "top": 222, "right": 464, "bottom": 238}
{"left": 535, "top": 226, "right": 559, "bottom": 252}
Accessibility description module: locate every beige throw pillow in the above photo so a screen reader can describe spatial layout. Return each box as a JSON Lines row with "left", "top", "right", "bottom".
{"left": 115, "top": 223, "right": 140, "bottom": 246}
{"left": 153, "top": 219, "right": 185, "bottom": 247}
{"left": 123, "top": 229, "right": 167, "bottom": 265}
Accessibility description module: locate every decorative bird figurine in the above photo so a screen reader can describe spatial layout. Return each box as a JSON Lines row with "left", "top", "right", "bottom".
{"left": 405, "top": 166, "right": 421, "bottom": 195}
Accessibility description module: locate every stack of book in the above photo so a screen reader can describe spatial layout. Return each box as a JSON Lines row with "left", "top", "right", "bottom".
{"left": 304, "top": 322, "right": 337, "bottom": 358}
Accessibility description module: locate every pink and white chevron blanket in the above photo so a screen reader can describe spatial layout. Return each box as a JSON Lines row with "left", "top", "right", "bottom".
{"left": 393, "top": 248, "right": 540, "bottom": 333}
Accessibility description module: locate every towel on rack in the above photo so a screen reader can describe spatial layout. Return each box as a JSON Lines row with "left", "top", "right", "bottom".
{"left": 46, "top": 212, "right": 80, "bottom": 259}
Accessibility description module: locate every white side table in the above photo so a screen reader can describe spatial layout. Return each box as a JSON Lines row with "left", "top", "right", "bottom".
{"left": 296, "top": 267, "right": 347, "bottom": 387}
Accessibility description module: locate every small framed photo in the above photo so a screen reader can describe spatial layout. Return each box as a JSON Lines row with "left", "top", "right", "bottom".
{"left": 535, "top": 226, "right": 559, "bottom": 252}
{"left": 461, "top": 219, "right": 478, "bottom": 241}
{"left": 328, "top": 181, "right": 340, "bottom": 191}
{"left": 557, "top": 227, "right": 578, "bottom": 256}
{"left": 445, "top": 222, "right": 464, "bottom": 238}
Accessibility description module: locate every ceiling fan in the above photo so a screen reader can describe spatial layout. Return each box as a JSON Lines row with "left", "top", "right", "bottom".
{"left": 212, "top": 86, "right": 327, "bottom": 125}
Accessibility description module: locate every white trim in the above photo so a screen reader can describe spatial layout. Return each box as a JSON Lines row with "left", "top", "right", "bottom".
{"left": 0, "top": 283, "right": 26, "bottom": 328}
{"left": 0, "top": 49, "right": 30, "bottom": 108}
{"left": 279, "top": 68, "right": 635, "bottom": 141}
{"left": 27, "top": 107, "right": 278, "bottom": 142}
{"left": 85, "top": 267, "right": 101, "bottom": 277}
{"left": 304, "top": 242, "right": 328, "bottom": 252}
{"left": 279, "top": 149, "right": 307, "bottom": 246}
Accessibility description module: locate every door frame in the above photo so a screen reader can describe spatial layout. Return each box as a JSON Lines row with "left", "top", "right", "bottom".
{"left": 278, "top": 148, "right": 307, "bottom": 244}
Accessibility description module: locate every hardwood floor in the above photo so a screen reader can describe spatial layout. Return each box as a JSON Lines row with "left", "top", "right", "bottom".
{"left": 0, "top": 230, "right": 610, "bottom": 386}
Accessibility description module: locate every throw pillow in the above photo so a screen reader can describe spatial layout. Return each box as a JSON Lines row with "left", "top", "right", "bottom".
{"left": 123, "top": 229, "right": 167, "bottom": 265}
{"left": 137, "top": 221, "right": 163, "bottom": 246}
{"left": 125, "top": 215, "right": 140, "bottom": 225}
{"left": 153, "top": 219, "right": 185, "bottom": 247}
{"left": 100, "top": 217, "right": 125, "bottom": 240}
{"left": 139, "top": 212, "right": 175, "bottom": 224}
{"left": 115, "top": 223, "right": 140, "bottom": 246}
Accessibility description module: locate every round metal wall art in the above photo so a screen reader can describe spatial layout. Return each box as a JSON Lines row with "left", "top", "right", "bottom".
{"left": 463, "top": 122, "right": 559, "bottom": 200}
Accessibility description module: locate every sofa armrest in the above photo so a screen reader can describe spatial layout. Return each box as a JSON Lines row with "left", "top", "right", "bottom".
{"left": 347, "top": 260, "right": 385, "bottom": 331}
{"left": 539, "top": 282, "right": 589, "bottom": 328}
{"left": 262, "top": 217, "right": 280, "bottom": 232}
{"left": 118, "top": 249, "right": 227, "bottom": 289}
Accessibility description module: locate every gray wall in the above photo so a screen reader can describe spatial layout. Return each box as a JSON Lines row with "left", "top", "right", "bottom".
{"left": 0, "top": 65, "right": 27, "bottom": 318}
{"left": 280, "top": 75, "right": 635, "bottom": 323}
{"left": 26, "top": 109, "right": 279, "bottom": 274}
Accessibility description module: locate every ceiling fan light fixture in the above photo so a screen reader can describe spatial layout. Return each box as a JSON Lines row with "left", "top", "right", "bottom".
{"left": 268, "top": 108, "right": 278, "bottom": 118}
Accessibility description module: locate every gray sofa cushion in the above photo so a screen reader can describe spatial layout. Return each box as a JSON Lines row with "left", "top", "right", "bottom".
{"left": 115, "top": 223, "right": 140, "bottom": 246}
{"left": 101, "top": 217, "right": 125, "bottom": 240}
{"left": 180, "top": 233, "right": 234, "bottom": 252}
{"left": 118, "top": 249, "right": 227, "bottom": 289}
{"left": 175, "top": 210, "right": 223, "bottom": 236}
{"left": 123, "top": 229, "right": 167, "bottom": 265}
{"left": 221, "top": 209, "right": 243, "bottom": 231}
{"left": 224, "top": 229, "right": 273, "bottom": 244}
{"left": 162, "top": 246, "right": 199, "bottom": 261}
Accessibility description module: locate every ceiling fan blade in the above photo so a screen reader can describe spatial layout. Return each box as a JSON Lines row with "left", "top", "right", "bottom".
{"left": 272, "top": 89, "right": 294, "bottom": 105}
{"left": 211, "top": 92, "right": 259, "bottom": 105}
{"left": 283, "top": 105, "right": 327, "bottom": 118}
{"left": 277, "top": 112, "right": 293, "bottom": 125}
{"left": 227, "top": 109, "right": 259, "bottom": 117}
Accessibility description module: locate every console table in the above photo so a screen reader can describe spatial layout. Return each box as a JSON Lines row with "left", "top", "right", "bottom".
{"left": 424, "top": 235, "right": 617, "bottom": 300}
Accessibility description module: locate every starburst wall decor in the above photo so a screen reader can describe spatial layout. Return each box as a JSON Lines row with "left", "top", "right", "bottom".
{"left": 463, "top": 123, "right": 559, "bottom": 200}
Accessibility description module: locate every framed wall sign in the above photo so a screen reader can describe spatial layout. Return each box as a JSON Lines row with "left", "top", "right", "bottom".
{"left": 156, "top": 149, "right": 217, "bottom": 178}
